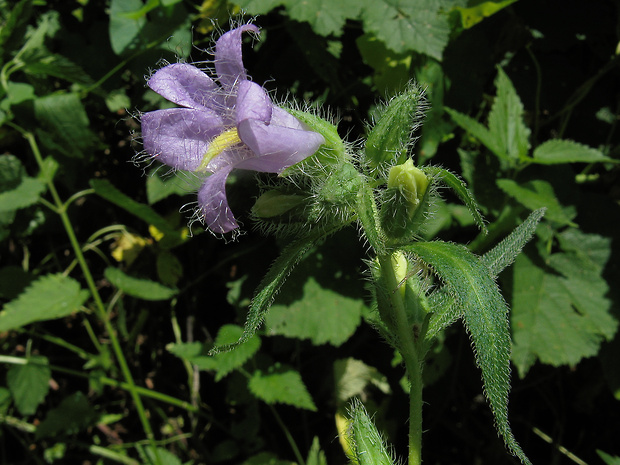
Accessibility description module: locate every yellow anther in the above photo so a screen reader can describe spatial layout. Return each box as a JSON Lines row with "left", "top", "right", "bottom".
{"left": 197, "top": 128, "right": 242, "bottom": 171}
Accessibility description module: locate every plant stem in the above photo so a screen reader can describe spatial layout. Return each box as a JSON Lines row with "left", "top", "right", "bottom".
{"left": 378, "top": 254, "right": 423, "bottom": 465}
{"left": 23, "top": 131, "right": 160, "bottom": 462}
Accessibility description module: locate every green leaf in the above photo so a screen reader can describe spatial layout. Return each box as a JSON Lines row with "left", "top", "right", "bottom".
{"left": 249, "top": 365, "right": 317, "bottom": 411}
{"left": 0, "top": 266, "right": 35, "bottom": 300}
{"left": 403, "top": 241, "right": 531, "bottom": 465}
{"left": 143, "top": 446, "right": 183, "bottom": 465}
{"left": 156, "top": 251, "right": 183, "bottom": 287}
{"left": 33, "top": 93, "right": 99, "bottom": 158}
{"left": 333, "top": 358, "right": 390, "bottom": 403}
{"left": 35, "top": 391, "right": 99, "bottom": 439}
{"left": 7, "top": 356, "right": 51, "bottom": 416}
{"left": 0, "top": 82, "right": 35, "bottom": 112}
{"left": 0, "top": 0, "right": 34, "bottom": 57}
{"left": 108, "top": 0, "right": 147, "bottom": 55}
{"left": 168, "top": 325, "right": 261, "bottom": 381}
{"left": 347, "top": 399, "right": 395, "bottom": 465}
{"left": 445, "top": 107, "right": 502, "bottom": 157}
{"left": 265, "top": 276, "right": 363, "bottom": 347}
{"left": 531, "top": 139, "right": 617, "bottom": 165}
{"left": 307, "top": 436, "right": 328, "bottom": 465}
{"left": 0, "top": 274, "right": 88, "bottom": 332}
{"left": 226, "top": 0, "right": 285, "bottom": 15}
{"left": 104, "top": 267, "right": 177, "bottom": 301}
{"left": 597, "top": 450, "right": 620, "bottom": 465}
{"left": 14, "top": 10, "right": 59, "bottom": 63}
{"left": 496, "top": 178, "right": 576, "bottom": 226}
{"left": 487, "top": 68, "right": 530, "bottom": 160}
{"left": 266, "top": 234, "right": 365, "bottom": 346}
{"left": 0, "top": 154, "right": 25, "bottom": 192}
{"left": 91, "top": 178, "right": 183, "bottom": 248}
{"left": 481, "top": 208, "right": 545, "bottom": 276}
{"left": 426, "top": 166, "right": 487, "bottom": 234}
{"left": 285, "top": 0, "right": 362, "bottom": 36}
{"left": 0, "top": 176, "right": 46, "bottom": 213}
{"left": 146, "top": 168, "right": 196, "bottom": 205}
{"left": 361, "top": 0, "right": 451, "bottom": 60}
{"left": 23, "top": 54, "right": 93, "bottom": 87}
{"left": 356, "top": 33, "right": 412, "bottom": 95}
{"left": 454, "top": 0, "right": 518, "bottom": 29}
{"left": 510, "top": 240, "right": 616, "bottom": 376}
{"left": 213, "top": 226, "right": 338, "bottom": 353}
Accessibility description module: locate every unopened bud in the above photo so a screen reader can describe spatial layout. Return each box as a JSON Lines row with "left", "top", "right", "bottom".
{"left": 380, "top": 159, "right": 430, "bottom": 240}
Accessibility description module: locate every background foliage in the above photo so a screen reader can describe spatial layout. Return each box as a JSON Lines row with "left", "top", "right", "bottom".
{"left": 1, "top": 0, "right": 619, "bottom": 464}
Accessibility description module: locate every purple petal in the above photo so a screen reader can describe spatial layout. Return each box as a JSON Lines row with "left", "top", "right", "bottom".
{"left": 197, "top": 165, "right": 238, "bottom": 233}
{"left": 236, "top": 81, "right": 272, "bottom": 125}
{"left": 270, "top": 107, "right": 306, "bottom": 130}
{"left": 215, "top": 24, "right": 260, "bottom": 91}
{"left": 148, "top": 64, "right": 223, "bottom": 110}
{"left": 142, "top": 108, "right": 224, "bottom": 171}
{"left": 236, "top": 119, "right": 325, "bottom": 173}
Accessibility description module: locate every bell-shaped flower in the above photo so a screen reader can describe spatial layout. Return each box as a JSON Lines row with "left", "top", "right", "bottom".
{"left": 140, "top": 24, "right": 325, "bottom": 234}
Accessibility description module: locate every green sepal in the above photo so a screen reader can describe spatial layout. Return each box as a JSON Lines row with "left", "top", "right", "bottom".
{"left": 364, "top": 82, "right": 427, "bottom": 174}
{"left": 285, "top": 108, "right": 347, "bottom": 166}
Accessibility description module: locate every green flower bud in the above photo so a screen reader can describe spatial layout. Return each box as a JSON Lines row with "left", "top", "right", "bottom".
{"left": 387, "top": 159, "right": 429, "bottom": 215}
{"left": 380, "top": 159, "right": 430, "bottom": 240}
{"left": 365, "top": 83, "right": 427, "bottom": 173}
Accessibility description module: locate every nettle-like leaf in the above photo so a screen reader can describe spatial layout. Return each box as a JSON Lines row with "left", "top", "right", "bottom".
{"left": 531, "top": 139, "right": 617, "bottom": 165}
{"left": 6, "top": 356, "right": 51, "bottom": 416}
{"left": 334, "top": 358, "right": 391, "bottom": 403}
{"left": 307, "top": 436, "right": 328, "bottom": 465}
{"left": 403, "top": 241, "right": 531, "bottom": 465}
{"left": 264, "top": 244, "right": 365, "bottom": 346}
{"left": 285, "top": 0, "right": 363, "bottom": 36}
{"left": 0, "top": 154, "right": 46, "bottom": 213}
{"left": 447, "top": 68, "right": 530, "bottom": 164}
{"left": 453, "top": 0, "right": 518, "bottom": 29}
{"left": 511, "top": 231, "right": 617, "bottom": 376}
{"left": 213, "top": 225, "right": 345, "bottom": 353}
{"left": 33, "top": 93, "right": 99, "bottom": 159}
{"left": 0, "top": 274, "right": 89, "bottom": 332}
{"left": 167, "top": 325, "right": 261, "bottom": 381}
{"left": 487, "top": 68, "right": 530, "bottom": 160}
{"left": 361, "top": 0, "right": 450, "bottom": 59}
{"left": 248, "top": 364, "right": 317, "bottom": 411}
{"left": 35, "top": 391, "right": 99, "bottom": 439}
{"left": 497, "top": 178, "right": 577, "bottom": 226}
{"left": 104, "top": 267, "right": 177, "bottom": 301}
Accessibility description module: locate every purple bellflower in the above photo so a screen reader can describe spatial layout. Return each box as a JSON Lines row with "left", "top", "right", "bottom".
{"left": 141, "top": 24, "right": 325, "bottom": 234}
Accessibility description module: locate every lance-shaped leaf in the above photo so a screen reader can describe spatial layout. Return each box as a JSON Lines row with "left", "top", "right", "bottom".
{"left": 403, "top": 240, "right": 531, "bottom": 465}
{"left": 481, "top": 208, "right": 546, "bottom": 276}
{"left": 210, "top": 224, "right": 344, "bottom": 354}
{"left": 425, "top": 209, "right": 544, "bottom": 343}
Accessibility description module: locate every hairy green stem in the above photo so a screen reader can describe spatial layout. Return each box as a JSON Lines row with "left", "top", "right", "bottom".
{"left": 377, "top": 254, "right": 423, "bottom": 465}
{"left": 23, "top": 131, "right": 160, "bottom": 463}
